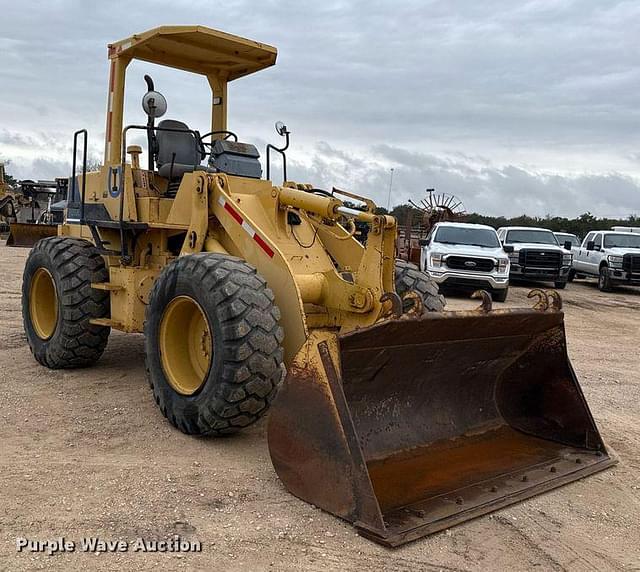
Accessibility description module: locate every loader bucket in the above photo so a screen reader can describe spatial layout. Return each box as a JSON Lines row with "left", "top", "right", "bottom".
{"left": 268, "top": 304, "right": 616, "bottom": 547}
{"left": 6, "top": 223, "right": 57, "bottom": 247}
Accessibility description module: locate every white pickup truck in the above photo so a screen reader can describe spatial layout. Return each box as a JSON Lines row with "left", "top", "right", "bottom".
{"left": 573, "top": 230, "right": 640, "bottom": 291}
{"left": 554, "top": 232, "right": 581, "bottom": 281}
{"left": 420, "top": 222, "right": 510, "bottom": 301}
{"left": 496, "top": 226, "right": 572, "bottom": 289}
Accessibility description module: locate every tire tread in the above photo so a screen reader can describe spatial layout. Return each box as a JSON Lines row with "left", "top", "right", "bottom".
{"left": 394, "top": 259, "right": 446, "bottom": 312}
{"left": 145, "top": 253, "right": 284, "bottom": 436}
{"left": 22, "top": 236, "right": 110, "bottom": 368}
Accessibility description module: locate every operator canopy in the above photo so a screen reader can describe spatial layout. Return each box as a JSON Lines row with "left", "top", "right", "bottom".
{"left": 108, "top": 25, "right": 277, "bottom": 79}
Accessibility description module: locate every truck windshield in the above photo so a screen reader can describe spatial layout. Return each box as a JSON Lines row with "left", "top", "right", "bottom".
{"left": 555, "top": 233, "right": 579, "bottom": 246}
{"left": 506, "top": 230, "right": 558, "bottom": 245}
{"left": 604, "top": 234, "right": 640, "bottom": 248}
{"left": 434, "top": 226, "right": 500, "bottom": 248}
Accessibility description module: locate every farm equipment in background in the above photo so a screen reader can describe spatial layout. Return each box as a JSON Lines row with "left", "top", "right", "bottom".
{"left": 6, "top": 178, "right": 67, "bottom": 246}
{"left": 397, "top": 190, "right": 466, "bottom": 264}
{"left": 20, "top": 25, "right": 616, "bottom": 547}
{"left": 0, "top": 162, "right": 19, "bottom": 233}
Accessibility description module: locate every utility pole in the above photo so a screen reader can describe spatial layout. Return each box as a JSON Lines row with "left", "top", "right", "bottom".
{"left": 386, "top": 168, "right": 395, "bottom": 212}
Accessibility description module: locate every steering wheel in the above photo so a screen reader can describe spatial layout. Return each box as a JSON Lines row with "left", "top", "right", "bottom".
{"left": 199, "top": 131, "right": 238, "bottom": 158}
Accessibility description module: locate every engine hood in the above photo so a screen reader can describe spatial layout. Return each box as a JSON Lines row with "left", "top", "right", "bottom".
{"left": 430, "top": 242, "right": 506, "bottom": 258}
{"left": 507, "top": 243, "right": 564, "bottom": 253}
{"left": 604, "top": 246, "right": 640, "bottom": 256}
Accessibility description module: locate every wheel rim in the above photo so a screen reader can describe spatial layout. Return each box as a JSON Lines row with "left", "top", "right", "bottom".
{"left": 159, "top": 296, "right": 212, "bottom": 395}
{"left": 29, "top": 267, "right": 58, "bottom": 339}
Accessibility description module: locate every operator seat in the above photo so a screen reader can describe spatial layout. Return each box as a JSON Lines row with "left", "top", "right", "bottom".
{"left": 155, "top": 119, "right": 212, "bottom": 179}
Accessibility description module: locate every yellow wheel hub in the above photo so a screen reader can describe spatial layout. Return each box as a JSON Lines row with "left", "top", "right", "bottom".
{"left": 29, "top": 267, "right": 58, "bottom": 340}
{"left": 159, "top": 296, "right": 213, "bottom": 395}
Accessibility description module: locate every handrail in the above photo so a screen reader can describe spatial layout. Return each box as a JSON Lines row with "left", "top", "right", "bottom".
{"left": 118, "top": 124, "right": 204, "bottom": 262}
{"left": 266, "top": 130, "right": 290, "bottom": 183}
{"left": 71, "top": 129, "right": 88, "bottom": 223}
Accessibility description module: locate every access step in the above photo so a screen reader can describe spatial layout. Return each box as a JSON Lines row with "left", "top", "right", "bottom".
{"left": 91, "top": 282, "right": 123, "bottom": 291}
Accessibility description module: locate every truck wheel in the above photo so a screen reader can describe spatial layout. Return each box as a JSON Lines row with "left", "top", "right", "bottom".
{"left": 554, "top": 280, "right": 567, "bottom": 290}
{"left": 395, "top": 259, "right": 445, "bottom": 312}
{"left": 598, "top": 266, "right": 613, "bottom": 292}
{"left": 492, "top": 288, "right": 508, "bottom": 302}
{"left": 568, "top": 268, "right": 576, "bottom": 282}
{"left": 145, "top": 253, "right": 285, "bottom": 436}
{"left": 22, "top": 236, "right": 110, "bottom": 368}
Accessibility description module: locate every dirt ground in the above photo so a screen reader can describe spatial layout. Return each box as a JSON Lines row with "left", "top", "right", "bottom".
{"left": 1, "top": 241, "right": 639, "bottom": 571}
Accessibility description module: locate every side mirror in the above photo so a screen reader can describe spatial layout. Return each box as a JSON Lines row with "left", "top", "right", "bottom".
{"left": 275, "top": 121, "right": 289, "bottom": 136}
{"left": 418, "top": 238, "right": 428, "bottom": 247}
{"left": 564, "top": 240, "right": 573, "bottom": 250}
{"left": 503, "top": 244, "right": 514, "bottom": 254}
{"left": 586, "top": 241, "right": 595, "bottom": 251}
{"left": 142, "top": 91, "right": 167, "bottom": 118}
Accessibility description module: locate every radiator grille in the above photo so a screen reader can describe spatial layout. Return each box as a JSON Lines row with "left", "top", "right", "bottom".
{"left": 518, "top": 250, "right": 562, "bottom": 269}
{"left": 623, "top": 254, "right": 640, "bottom": 277}
{"left": 445, "top": 256, "right": 495, "bottom": 272}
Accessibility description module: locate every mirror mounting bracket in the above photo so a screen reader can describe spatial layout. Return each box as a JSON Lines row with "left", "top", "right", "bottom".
{"left": 266, "top": 121, "right": 291, "bottom": 183}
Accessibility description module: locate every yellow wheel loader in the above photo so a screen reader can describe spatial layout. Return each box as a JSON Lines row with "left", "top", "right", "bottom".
{"left": 21, "top": 26, "right": 615, "bottom": 546}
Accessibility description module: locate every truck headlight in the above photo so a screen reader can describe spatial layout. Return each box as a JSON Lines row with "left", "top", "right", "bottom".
{"left": 497, "top": 258, "right": 509, "bottom": 272}
{"left": 429, "top": 253, "right": 443, "bottom": 268}
{"left": 508, "top": 252, "right": 519, "bottom": 263}
{"left": 607, "top": 255, "right": 623, "bottom": 268}
{"left": 562, "top": 253, "right": 573, "bottom": 265}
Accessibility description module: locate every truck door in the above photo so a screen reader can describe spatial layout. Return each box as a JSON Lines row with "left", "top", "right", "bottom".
{"left": 575, "top": 232, "right": 595, "bottom": 273}
{"left": 420, "top": 229, "right": 434, "bottom": 271}
{"left": 588, "top": 233, "right": 603, "bottom": 275}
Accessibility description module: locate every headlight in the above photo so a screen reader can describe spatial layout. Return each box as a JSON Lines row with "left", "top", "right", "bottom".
{"left": 607, "top": 255, "right": 623, "bottom": 268}
{"left": 562, "top": 253, "right": 573, "bottom": 265}
{"left": 497, "top": 258, "right": 509, "bottom": 272}
{"left": 429, "top": 253, "right": 443, "bottom": 268}
{"left": 507, "top": 252, "right": 519, "bottom": 263}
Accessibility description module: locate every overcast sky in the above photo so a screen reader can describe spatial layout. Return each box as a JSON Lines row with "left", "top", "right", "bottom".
{"left": 1, "top": 0, "right": 640, "bottom": 217}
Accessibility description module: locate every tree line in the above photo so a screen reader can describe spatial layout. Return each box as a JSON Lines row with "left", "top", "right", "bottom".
{"left": 377, "top": 204, "right": 639, "bottom": 239}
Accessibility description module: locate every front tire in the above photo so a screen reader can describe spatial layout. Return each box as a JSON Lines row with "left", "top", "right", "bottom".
{"left": 492, "top": 288, "right": 508, "bottom": 302}
{"left": 145, "top": 253, "right": 285, "bottom": 436}
{"left": 554, "top": 280, "right": 567, "bottom": 290}
{"left": 394, "top": 259, "right": 445, "bottom": 312}
{"left": 22, "top": 236, "right": 110, "bottom": 368}
{"left": 598, "top": 266, "right": 613, "bottom": 292}
{"left": 568, "top": 268, "right": 576, "bottom": 282}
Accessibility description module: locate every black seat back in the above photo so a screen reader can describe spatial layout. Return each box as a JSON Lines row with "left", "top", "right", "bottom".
{"left": 156, "top": 119, "right": 201, "bottom": 168}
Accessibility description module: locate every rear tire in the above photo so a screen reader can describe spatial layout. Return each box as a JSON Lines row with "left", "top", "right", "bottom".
{"left": 492, "top": 288, "right": 508, "bottom": 302}
{"left": 598, "top": 266, "right": 613, "bottom": 292}
{"left": 22, "top": 236, "right": 110, "bottom": 368}
{"left": 394, "top": 259, "right": 445, "bottom": 312}
{"left": 144, "top": 253, "right": 285, "bottom": 436}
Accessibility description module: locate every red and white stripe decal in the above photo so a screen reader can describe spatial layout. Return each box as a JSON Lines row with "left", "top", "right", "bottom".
{"left": 217, "top": 196, "right": 275, "bottom": 258}
{"left": 105, "top": 60, "right": 115, "bottom": 160}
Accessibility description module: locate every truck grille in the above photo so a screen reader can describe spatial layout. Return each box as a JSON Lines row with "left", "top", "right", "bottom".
{"left": 445, "top": 256, "right": 495, "bottom": 272}
{"left": 518, "top": 250, "right": 561, "bottom": 269}
{"left": 623, "top": 254, "right": 640, "bottom": 277}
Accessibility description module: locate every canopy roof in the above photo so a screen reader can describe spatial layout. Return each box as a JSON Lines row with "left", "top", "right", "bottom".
{"left": 108, "top": 26, "right": 277, "bottom": 81}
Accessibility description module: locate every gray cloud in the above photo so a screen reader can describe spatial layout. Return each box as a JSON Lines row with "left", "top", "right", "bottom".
{"left": 1, "top": 0, "right": 639, "bottom": 217}
{"left": 286, "top": 142, "right": 640, "bottom": 218}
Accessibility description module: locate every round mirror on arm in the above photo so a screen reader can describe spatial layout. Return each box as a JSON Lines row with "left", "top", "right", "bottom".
{"left": 275, "top": 121, "right": 288, "bottom": 136}
{"left": 142, "top": 91, "right": 168, "bottom": 118}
